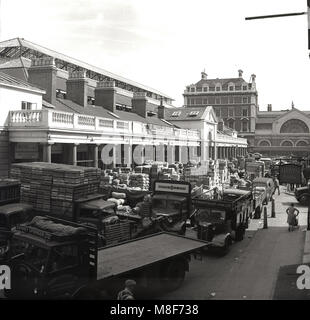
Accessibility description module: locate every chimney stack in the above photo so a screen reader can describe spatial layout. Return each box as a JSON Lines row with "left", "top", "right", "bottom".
{"left": 132, "top": 92, "right": 148, "bottom": 118}
{"left": 238, "top": 69, "right": 243, "bottom": 78}
{"left": 66, "top": 70, "right": 88, "bottom": 107}
{"left": 158, "top": 98, "right": 166, "bottom": 119}
{"left": 267, "top": 104, "right": 272, "bottom": 112}
{"left": 95, "top": 80, "right": 116, "bottom": 112}
{"left": 28, "top": 57, "right": 57, "bottom": 105}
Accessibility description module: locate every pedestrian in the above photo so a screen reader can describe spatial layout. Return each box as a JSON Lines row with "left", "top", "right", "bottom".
{"left": 274, "top": 177, "right": 280, "bottom": 196}
{"left": 286, "top": 203, "right": 299, "bottom": 232}
{"left": 117, "top": 279, "right": 137, "bottom": 300}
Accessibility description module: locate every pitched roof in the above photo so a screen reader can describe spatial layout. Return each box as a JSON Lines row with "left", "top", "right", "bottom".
{"left": 52, "top": 98, "right": 175, "bottom": 128}
{"left": 0, "top": 71, "right": 45, "bottom": 93}
{"left": 0, "top": 57, "right": 32, "bottom": 69}
{"left": 0, "top": 38, "right": 173, "bottom": 100}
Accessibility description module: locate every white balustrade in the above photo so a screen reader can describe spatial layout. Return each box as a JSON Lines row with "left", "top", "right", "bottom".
{"left": 9, "top": 109, "right": 202, "bottom": 141}
{"left": 52, "top": 111, "right": 74, "bottom": 124}
{"left": 10, "top": 110, "right": 42, "bottom": 124}
{"left": 78, "top": 115, "right": 96, "bottom": 126}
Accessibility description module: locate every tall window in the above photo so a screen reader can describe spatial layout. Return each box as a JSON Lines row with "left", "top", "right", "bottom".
{"left": 21, "top": 101, "right": 37, "bottom": 110}
{"left": 241, "top": 121, "right": 248, "bottom": 132}
{"left": 242, "top": 108, "right": 248, "bottom": 117}
{"left": 228, "top": 108, "right": 234, "bottom": 117}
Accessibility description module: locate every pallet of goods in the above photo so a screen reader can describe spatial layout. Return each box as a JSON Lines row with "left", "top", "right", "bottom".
{"left": 11, "top": 163, "right": 101, "bottom": 218}
{"left": 129, "top": 173, "right": 150, "bottom": 191}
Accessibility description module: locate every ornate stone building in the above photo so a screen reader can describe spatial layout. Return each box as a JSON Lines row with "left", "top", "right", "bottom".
{"left": 183, "top": 70, "right": 258, "bottom": 150}
{"left": 254, "top": 105, "right": 310, "bottom": 157}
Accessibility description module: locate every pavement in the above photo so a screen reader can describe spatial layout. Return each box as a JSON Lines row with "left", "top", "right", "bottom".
{"left": 162, "top": 186, "right": 310, "bottom": 300}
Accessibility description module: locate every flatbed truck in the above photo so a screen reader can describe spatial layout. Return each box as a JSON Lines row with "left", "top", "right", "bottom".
{"left": 6, "top": 216, "right": 209, "bottom": 300}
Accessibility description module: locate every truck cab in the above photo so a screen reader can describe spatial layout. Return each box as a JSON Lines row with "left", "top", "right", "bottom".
{"left": 192, "top": 189, "right": 253, "bottom": 254}
{"left": 7, "top": 217, "right": 93, "bottom": 299}
{"left": 0, "top": 203, "right": 33, "bottom": 262}
{"left": 151, "top": 181, "right": 192, "bottom": 231}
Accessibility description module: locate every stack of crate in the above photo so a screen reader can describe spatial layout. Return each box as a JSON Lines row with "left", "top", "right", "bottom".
{"left": 11, "top": 163, "right": 101, "bottom": 217}
{"left": 183, "top": 166, "right": 209, "bottom": 187}
{"left": 129, "top": 173, "right": 150, "bottom": 191}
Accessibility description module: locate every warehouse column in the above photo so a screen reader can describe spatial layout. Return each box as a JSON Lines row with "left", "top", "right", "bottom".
{"left": 214, "top": 144, "right": 218, "bottom": 160}
{"left": 73, "top": 144, "right": 78, "bottom": 166}
{"left": 43, "top": 143, "right": 53, "bottom": 164}
{"left": 167, "top": 145, "right": 175, "bottom": 164}
{"left": 93, "top": 145, "right": 99, "bottom": 168}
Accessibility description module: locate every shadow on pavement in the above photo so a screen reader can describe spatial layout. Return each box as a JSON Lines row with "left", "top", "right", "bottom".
{"left": 273, "top": 263, "right": 310, "bottom": 300}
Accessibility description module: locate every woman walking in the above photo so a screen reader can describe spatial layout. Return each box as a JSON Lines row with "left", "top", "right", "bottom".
{"left": 286, "top": 203, "right": 299, "bottom": 232}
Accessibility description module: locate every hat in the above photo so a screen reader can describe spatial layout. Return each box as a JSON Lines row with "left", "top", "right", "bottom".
{"left": 125, "top": 279, "right": 137, "bottom": 287}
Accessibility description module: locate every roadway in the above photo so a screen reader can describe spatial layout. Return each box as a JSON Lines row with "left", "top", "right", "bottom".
{"left": 161, "top": 186, "right": 309, "bottom": 300}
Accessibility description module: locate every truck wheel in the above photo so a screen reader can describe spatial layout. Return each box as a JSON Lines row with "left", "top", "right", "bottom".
{"left": 219, "top": 237, "right": 231, "bottom": 256}
{"left": 299, "top": 194, "right": 309, "bottom": 206}
{"left": 160, "top": 260, "right": 186, "bottom": 292}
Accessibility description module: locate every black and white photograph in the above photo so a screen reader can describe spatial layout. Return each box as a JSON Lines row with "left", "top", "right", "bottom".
{"left": 0, "top": 0, "right": 310, "bottom": 309}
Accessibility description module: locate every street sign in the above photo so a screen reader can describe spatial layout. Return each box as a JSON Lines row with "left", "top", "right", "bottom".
{"left": 154, "top": 180, "right": 191, "bottom": 195}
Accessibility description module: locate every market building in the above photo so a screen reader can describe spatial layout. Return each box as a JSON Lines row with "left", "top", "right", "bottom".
{"left": 0, "top": 38, "right": 248, "bottom": 178}
{"left": 183, "top": 70, "right": 258, "bottom": 150}
{"left": 253, "top": 104, "right": 310, "bottom": 157}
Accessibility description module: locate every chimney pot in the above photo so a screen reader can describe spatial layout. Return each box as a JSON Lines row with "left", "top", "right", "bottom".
{"left": 267, "top": 104, "right": 272, "bottom": 112}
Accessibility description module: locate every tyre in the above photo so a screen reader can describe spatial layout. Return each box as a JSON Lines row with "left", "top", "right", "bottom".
{"left": 299, "top": 194, "right": 310, "bottom": 206}
{"left": 218, "top": 237, "right": 231, "bottom": 256}
{"left": 160, "top": 260, "right": 186, "bottom": 292}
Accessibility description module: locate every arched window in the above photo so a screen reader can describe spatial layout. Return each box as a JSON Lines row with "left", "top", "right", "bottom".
{"left": 296, "top": 140, "right": 308, "bottom": 147}
{"left": 281, "top": 140, "right": 294, "bottom": 147}
{"left": 258, "top": 140, "right": 271, "bottom": 147}
{"left": 280, "top": 119, "right": 309, "bottom": 133}
{"left": 241, "top": 120, "right": 249, "bottom": 132}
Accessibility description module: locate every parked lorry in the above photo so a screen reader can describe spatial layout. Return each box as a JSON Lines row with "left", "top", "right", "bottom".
{"left": 6, "top": 216, "right": 209, "bottom": 300}
{"left": 245, "top": 161, "right": 265, "bottom": 180}
{"left": 191, "top": 188, "right": 253, "bottom": 255}
{"left": 295, "top": 186, "right": 310, "bottom": 206}
{"left": 252, "top": 177, "right": 275, "bottom": 205}
{"left": 0, "top": 179, "right": 33, "bottom": 262}
{"left": 294, "top": 167, "right": 310, "bottom": 205}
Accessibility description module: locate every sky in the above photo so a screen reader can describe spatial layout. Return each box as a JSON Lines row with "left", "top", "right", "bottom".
{"left": 0, "top": 0, "right": 309, "bottom": 110}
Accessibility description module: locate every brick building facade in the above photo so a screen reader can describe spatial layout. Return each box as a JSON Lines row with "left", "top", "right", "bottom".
{"left": 183, "top": 70, "right": 258, "bottom": 150}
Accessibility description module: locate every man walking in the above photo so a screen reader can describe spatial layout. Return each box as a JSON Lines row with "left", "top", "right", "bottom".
{"left": 117, "top": 279, "right": 137, "bottom": 300}
{"left": 274, "top": 177, "right": 280, "bottom": 196}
